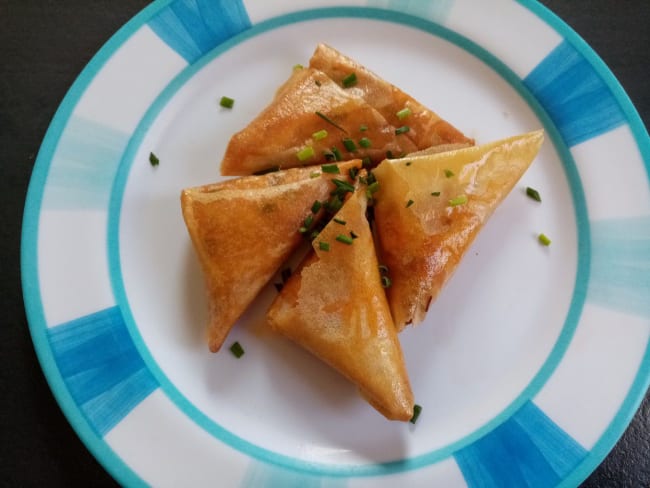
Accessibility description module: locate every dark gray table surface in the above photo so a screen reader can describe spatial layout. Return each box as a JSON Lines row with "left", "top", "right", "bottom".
{"left": 2, "top": 1, "right": 648, "bottom": 486}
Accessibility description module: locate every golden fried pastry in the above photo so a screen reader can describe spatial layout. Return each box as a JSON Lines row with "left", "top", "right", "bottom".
{"left": 267, "top": 186, "right": 414, "bottom": 421}
{"left": 309, "top": 43, "right": 474, "bottom": 150}
{"left": 373, "top": 130, "right": 544, "bottom": 330}
{"left": 220, "top": 67, "right": 417, "bottom": 176}
{"left": 181, "top": 160, "right": 362, "bottom": 352}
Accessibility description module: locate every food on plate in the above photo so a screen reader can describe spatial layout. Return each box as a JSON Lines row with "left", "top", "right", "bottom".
{"left": 372, "top": 130, "right": 544, "bottom": 330}
{"left": 267, "top": 183, "right": 414, "bottom": 421}
{"left": 309, "top": 43, "right": 474, "bottom": 150}
{"left": 181, "top": 159, "right": 361, "bottom": 352}
{"left": 220, "top": 67, "right": 417, "bottom": 175}
{"left": 220, "top": 45, "right": 473, "bottom": 176}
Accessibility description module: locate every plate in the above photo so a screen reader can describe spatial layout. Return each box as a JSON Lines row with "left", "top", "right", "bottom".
{"left": 22, "top": 1, "right": 650, "bottom": 486}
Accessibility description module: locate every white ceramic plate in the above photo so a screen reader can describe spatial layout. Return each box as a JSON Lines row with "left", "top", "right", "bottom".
{"left": 22, "top": 1, "right": 650, "bottom": 486}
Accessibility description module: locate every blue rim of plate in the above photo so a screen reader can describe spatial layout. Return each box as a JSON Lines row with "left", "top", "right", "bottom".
{"left": 21, "top": 1, "right": 650, "bottom": 486}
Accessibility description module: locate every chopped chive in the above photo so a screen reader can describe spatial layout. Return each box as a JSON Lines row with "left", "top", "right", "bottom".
{"left": 342, "top": 138, "right": 357, "bottom": 152}
{"left": 312, "top": 129, "right": 328, "bottom": 141}
{"left": 378, "top": 264, "right": 389, "bottom": 274}
{"left": 304, "top": 214, "right": 314, "bottom": 228}
{"left": 359, "top": 137, "right": 372, "bottom": 148}
{"left": 310, "top": 230, "right": 320, "bottom": 240}
{"left": 274, "top": 283, "right": 283, "bottom": 292}
{"left": 449, "top": 195, "right": 468, "bottom": 206}
{"left": 310, "top": 171, "right": 321, "bottom": 179}
{"left": 406, "top": 199, "right": 415, "bottom": 208}
{"left": 349, "top": 167, "right": 359, "bottom": 180}
{"left": 395, "top": 126, "right": 410, "bottom": 135}
{"left": 333, "top": 217, "right": 347, "bottom": 225}
{"left": 381, "top": 275, "right": 392, "bottom": 288}
{"left": 331, "top": 147, "right": 343, "bottom": 161}
{"left": 319, "top": 241, "right": 330, "bottom": 251}
{"left": 405, "top": 161, "right": 412, "bottom": 166}
{"left": 342, "top": 72, "right": 357, "bottom": 88}
{"left": 366, "top": 181, "right": 380, "bottom": 199}
{"left": 332, "top": 178, "right": 355, "bottom": 193}
{"left": 526, "top": 186, "right": 542, "bottom": 202}
{"left": 293, "top": 63, "right": 304, "bottom": 71}
{"left": 396, "top": 107, "right": 412, "bottom": 120}
{"left": 315, "top": 111, "right": 348, "bottom": 133}
{"left": 325, "top": 195, "right": 343, "bottom": 213}
{"left": 253, "top": 165, "right": 280, "bottom": 175}
{"left": 229, "top": 341, "right": 245, "bottom": 358}
{"left": 321, "top": 164, "right": 340, "bottom": 174}
{"left": 297, "top": 146, "right": 315, "bottom": 161}
{"left": 538, "top": 233, "right": 551, "bottom": 246}
{"left": 299, "top": 226, "right": 308, "bottom": 234}
{"left": 444, "top": 169, "right": 454, "bottom": 178}
{"left": 219, "top": 96, "right": 235, "bottom": 109}
{"left": 359, "top": 124, "right": 368, "bottom": 132}
{"left": 349, "top": 231, "right": 359, "bottom": 239}
{"left": 410, "top": 404, "right": 422, "bottom": 424}
{"left": 336, "top": 234, "right": 354, "bottom": 245}
{"left": 311, "top": 200, "right": 322, "bottom": 213}
{"left": 149, "top": 152, "right": 159, "bottom": 167}
{"left": 431, "top": 191, "right": 441, "bottom": 196}
{"left": 323, "top": 150, "right": 336, "bottom": 162}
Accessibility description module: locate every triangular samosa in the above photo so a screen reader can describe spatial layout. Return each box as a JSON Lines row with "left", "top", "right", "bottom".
{"left": 267, "top": 186, "right": 414, "bottom": 421}
{"left": 221, "top": 67, "right": 417, "bottom": 176}
{"left": 181, "top": 160, "right": 361, "bottom": 352}
{"left": 373, "top": 130, "right": 544, "bottom": 330}
{"left": 309, "top": 43, "right": 474, "bottom": 150}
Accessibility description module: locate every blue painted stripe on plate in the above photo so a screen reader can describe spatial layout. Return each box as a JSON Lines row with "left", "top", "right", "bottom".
{"left": 454, "top": 400, "right": 587, "bottom": 488}
{"left": 41, "top": 116, "right": 130, "bottom": 210}
{"left": 48, "top": 307, "right": 159, "bottom": 437}
{"left": 366, "top": 0, "right": 454, "bottom": 24}
{"left": 524, "top": 40, "right": 626, "bottom": 147}
{"left": 148, "top": 0, "right": 251, "bottom": 64}
{"left": 588, "top": 215, "right": 650, "bottom": 318}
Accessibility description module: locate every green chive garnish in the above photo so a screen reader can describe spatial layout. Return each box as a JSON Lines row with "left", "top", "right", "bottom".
{"left": 331, "top": 147, "right": 343, "bottom": 161}
{"left": 312, "top": 129, "right": 328, "bottom": 141}
{"left": 311, "top": 200, "right": 322, "bottom": 213}
{"left": 349, "top": 167, "right": 359, "bottom": 180}
{"left": 310, "top": 230, "right": 320, "bottom": 240}
{"left": 325, "top": 195, "right": 343, "bottom": 213}
{"left": 526, "top": 187, "right": 542, "bottom": 202}
{"left": 332, "top": 178, "right": 355, "bottom": 193}
{"left": 310, "top": 171, "right": 321, "bottom": 178}
{"left": 444, "top": 169, "right": 454, "bottom": 178}
{"left": 293, "top": 63, "right": 304, "bottom": 71}
{"left": 315, "top": 111, "right": 348, "bottom": 133}
{"left": 333, "top": 217, "right": 346, "bottom": 225}
{"left": 297, "top": 146, "right": 315, "bottom": 161}
{"left": 396, "top": 107, "right": 412, "bottom": 119}
{"left": 406, "top": 199, "right": 415, "bottom": 208}
{"left": 449, "top": 195, "right": 468, "bottom": 206}
{"left": 342, "top": 72, "right": 357, "bottom": 87}
{"left": 149, "top": 152, "right": 159, "bottom": 167}
{"left": 321, "top": 164, "right": 340, "bottom": 174}
{"left": 410, "top": 404, "right": 422, "bottom": 424}
{"left": 359, "top": 124, "right": 368, "bottom": 132}
{"left": 229, "top": 341, "right": 245, "bottom": 358}
{"left": 538, "top": 233, "right": 551, "bottom": 246}
{"left": 319, "top": 241, "right": 330, "bottom": 251}
{"left": 342, "top": 138, "right": 357, "bottom": 152}
{"left": 378, "top": 264, "right": 389, "bottom": 274}
{"left": 220, "top": 96, "right": 235, "bottom": 109}
{"left": 395, "top": 126, "right": 410, "bottom": 135}
{"left": 431, "top": 191, "right": 441, "bottom": 196}
{"left": 359, "top": 137, "right": 371, "bottom": 148}
{"left": 367, "top": 181, "right": 380, "bottom": 194}
{"left": 336, "top": 234, "right": 354, "bottom": 245}
{"left": 381, "top": 275, "right": 392, "bottom": 288}
{"left": 304, "top": 214, "right": 314, "bottom": 228}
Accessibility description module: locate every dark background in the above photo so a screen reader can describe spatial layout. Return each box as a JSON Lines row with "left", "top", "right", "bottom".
{"left": 1, "top": 1, "right": 648, "bottom": 486}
